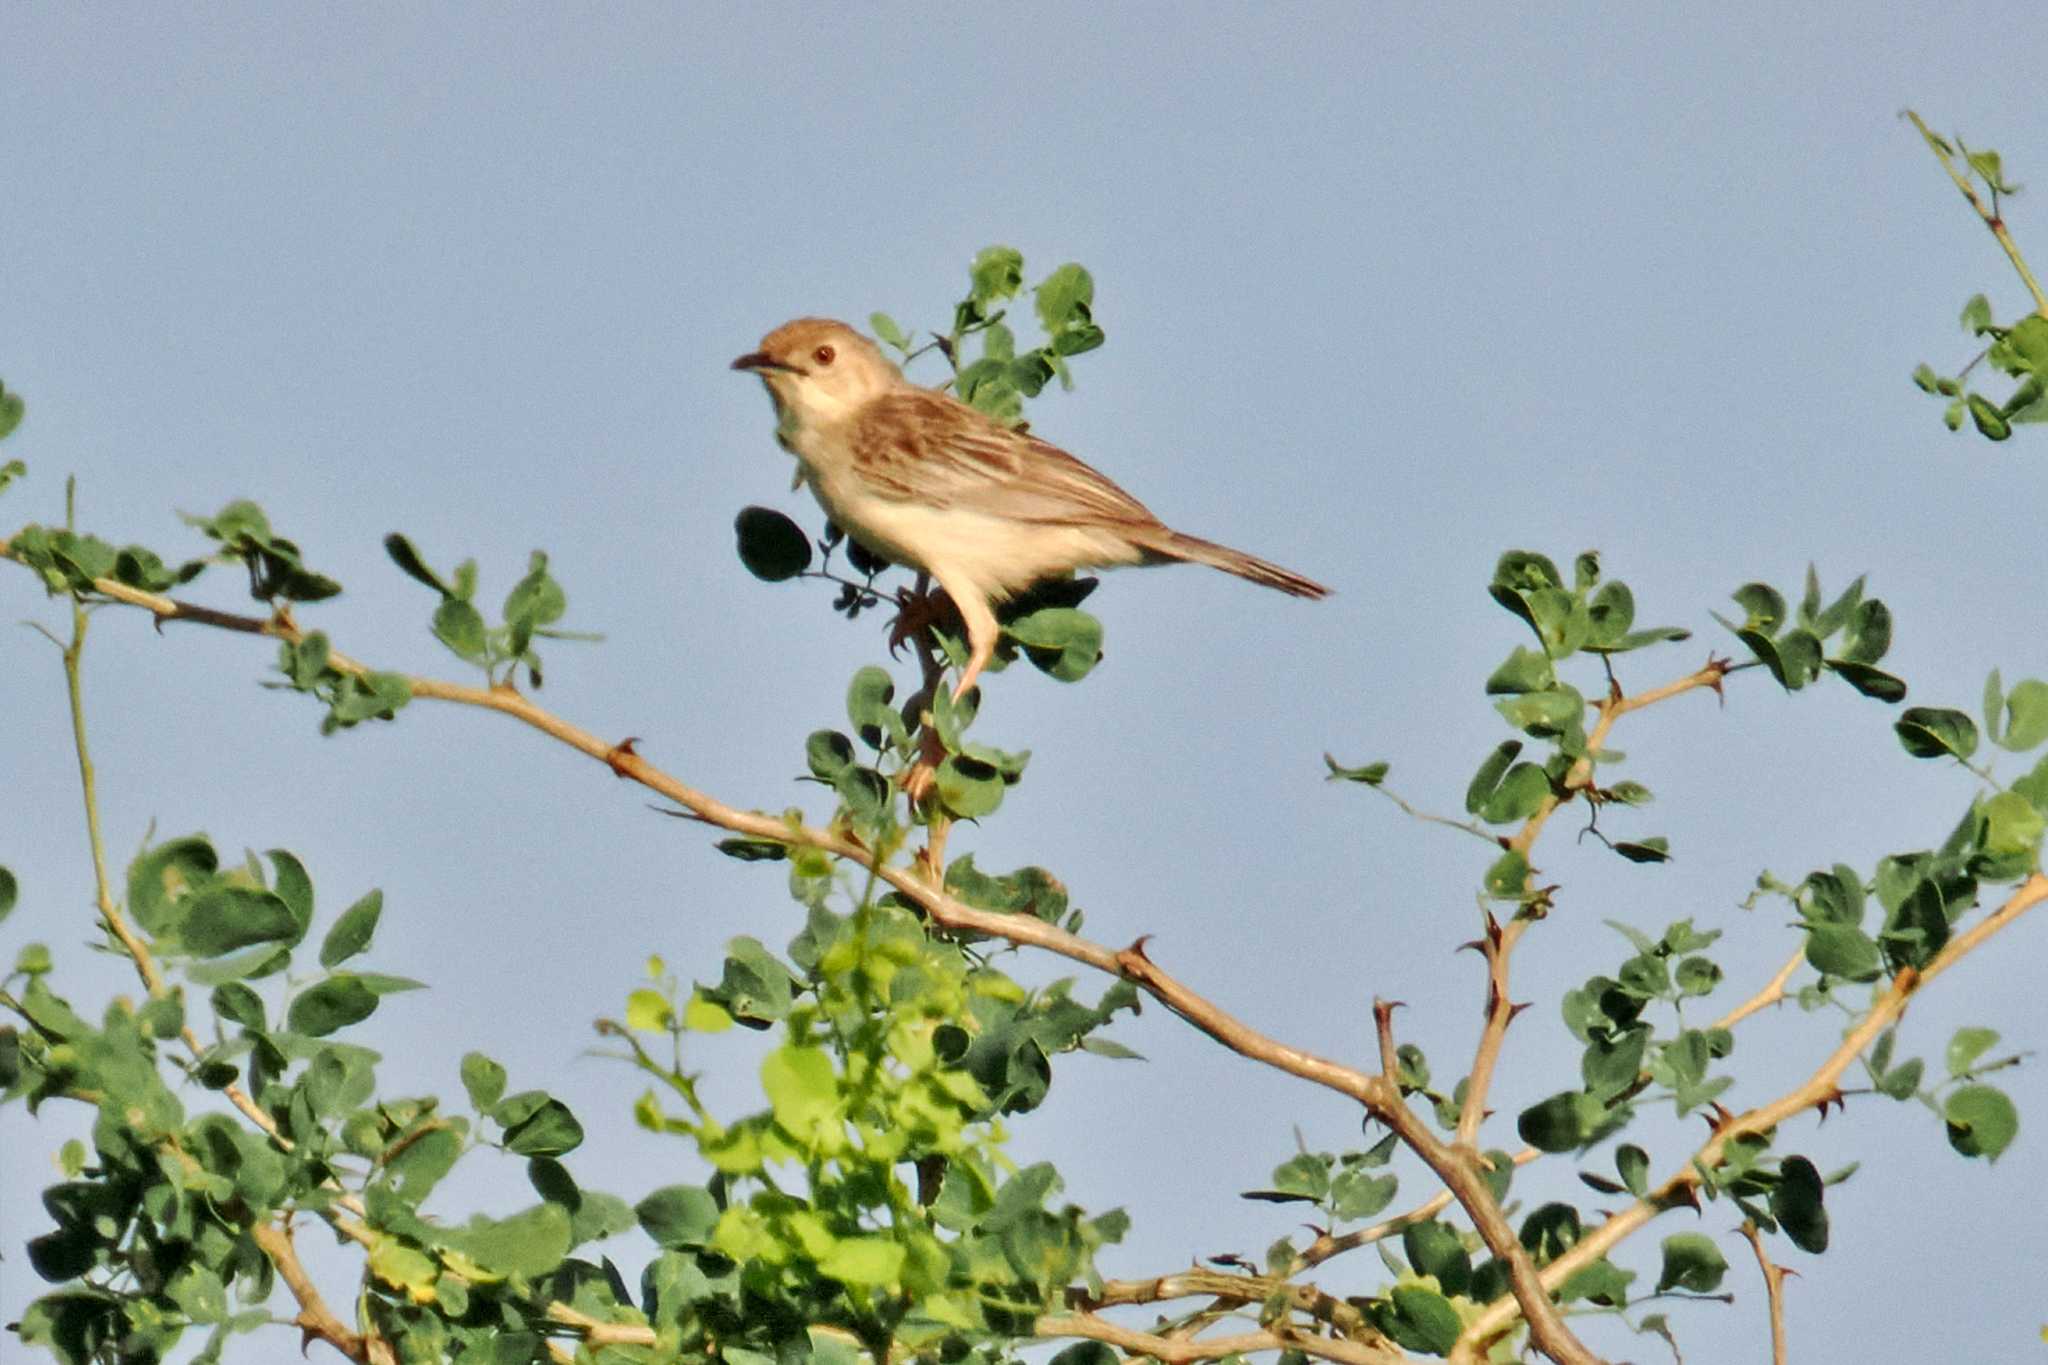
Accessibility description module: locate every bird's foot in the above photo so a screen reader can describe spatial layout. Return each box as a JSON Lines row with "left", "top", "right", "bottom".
{"left": 887, "top": 584, "right": 957, "bottom": 658}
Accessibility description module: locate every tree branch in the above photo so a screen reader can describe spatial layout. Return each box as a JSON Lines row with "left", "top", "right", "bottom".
{"left": 1453, "top": 660, "right": 1729, "bottom": 1149}
{"left": 1463, "top": 870, "right": 2048, "bottom": 1346}
{"left": 1737, "top": 1220, "right": 1790, "bottom": 1365}
{"left": 7, "top": 555, "right": 1607, "bottom": 1364}
{"left": 1905, "top": 109, "right": 2048, "bottom": 316}
{"left": 250, "top": 1220, "right": 394, "bottom": 1365}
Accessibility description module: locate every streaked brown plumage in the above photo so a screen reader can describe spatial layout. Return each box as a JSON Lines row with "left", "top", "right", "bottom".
{"left": 734, "top": 317, "right": 1327, "bottom": 698}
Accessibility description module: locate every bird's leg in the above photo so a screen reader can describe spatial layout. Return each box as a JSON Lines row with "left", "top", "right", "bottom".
{"left": 902, "top": 583, "right": 997, "bottom": 801}
{"left": 947, "top": 594, "right": 1000, "bottom": 701}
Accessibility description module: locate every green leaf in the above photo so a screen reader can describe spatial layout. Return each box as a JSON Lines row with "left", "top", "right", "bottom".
{"left": 1485, "top": 645, "right": 1558, "bottom": 696}
{"left": 319, "top": 889, "right": 383, "bottom": 968}
{"left": 1616, "top": 1144, "right": 1649, "bottom": 1197}
{"left": 1968, "top": 392, "right": 2012, "bottom": 440}
{"left": 1330, "top": 1168, "right": 1398, "bottom": 1222}
{"left": 1034, "top": 263, "right": 1095, "bottom": 333}
{"left": 1481, "top": 763, "right": 1551, "bottom": 824}
{"left": 1770, "top": 1155, "right": 1829, "bottom": 1253}
{"left": 636, "top": 1184, "right": 720, "bottom": 1248}
{"left": 1946, "top": 1026, "right": 2001, "bottom": 1077}
{"left": 0, "top": 382, "right": 22, "bottom": 441}
{"left": 1518, "top": 1092, "right": 1597, "bottom": 1152}
{"left": 1520, "top": 1203, "right": 1582, "bottom": 1262}
{"left": 127, "top": 835, "right": 219, "bottom": 936}
{"left": 1656, "top": 1232, "right": 1728, "bottom": 1293}
{"left": 1877, "top": 1055, "right": 1924, "bottom": 1100}
{"left": 819, "top": 1236, "right": 906, "bottom": 1286}
{"left": 387, "top": 1128, "right": 462, "bottom": 1201}
{"left": 0, "top": 866, "right": 15, "bottom": 924}
{"left": 806, "top": 730, "right": 856, "bottom": 781}
{"left": 1612, "top": 837, "right": 1671, "bottom": 864}
{"left": 1980, "top": 790, "right": 2045, "bottom": 858}
{"left": 1482, "top": 850, "right": 1529, "bottom": 899}
{"left": 1557, "top": 1257, "right": 1634, "bottom": 1307}
{"left": 762, "top": 1045, "right": 840, "bottom": 1148}
{"left": 1380, "top": 1285, "right": 1462, "bottom": 1355}
{"left": 433, "top": 598, "right": 489, "bottom": 661}
{"left": 1803, "top": 923, "right": 1881, "bottom": 981}
{"left": 288, "top": 976, "right": 379, "bottom": 1036}
{"left": 1997, "top": 679, "right": 2048, "bottom": 751}
{"left": 868, "top": 312, "right": 910, "bottom": 351}
{"left": 1004, "top": 605, "right": 1103, "bottom": 682}
{"left": 1465, "top": 740, "right": 1522, "bottom": 815}
{"left": 1944, "top": 1084, "right": 2018, "bottom": 1161}
{"left": 1731, "top": 583, "right": 1786, "bottom": 633}
{"left": 1827, "top": 661, "right": 1907, "bottom": 703}
{"left": 498, "top": 1095, "right": 584, "bottom": 1156}
{"left": 210, "top": 982, "right": 265, "bottom": 1029}
{"left": 1403, "top": 1220, "right": 1472, "bottom": 1296}
{"left": 443, "top": 1203, "right": 573, "bottom": 1279}
{"left": 846, "top": 665, "right": 903, "bottom": 751}
{"left": 462, "top": 1052, "right": 507, "bottom": 1111}
{"left": 968, "top": 245, "right": 1025, "bottom": 310}
{"left": 936, "top": 754, "right": 1005, "bottom": 819}
{"left": 181, "top": 885, "right": 301, "bottom": 957}
{"left": 1895, "top": 707, "right": 1979, "bottom": 761}
{"left": 1323, "top": 754, "right": 1388, "bottom": 784}
{"left": 716, "top": 838, "right": 787, "bottom": 862}
{"left": 383, "top": 533, "right": 455, "bottom": 596}
{"left": 734, "top": 506, "right": 813, "bottom": 582}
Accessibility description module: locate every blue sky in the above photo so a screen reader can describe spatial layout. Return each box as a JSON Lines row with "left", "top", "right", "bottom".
{"left": 5, "top": 8, "right": 2046, "bottom": 1362}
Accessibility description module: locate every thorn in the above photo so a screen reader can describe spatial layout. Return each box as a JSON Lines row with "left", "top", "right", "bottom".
{"left": 605, "top": 737, "right": 642, "bottom": 777}
{"left": 1670, "top": 1182, "right": 1702, "bottom": 1213}
{"left": 1506, "top": 1000, "right": 1532, "bottom": 1024}
{"left": 1126, "top": 933, "right": 1155, "bottom": 959}
{"left": 1374, "top": 998, "right": 1406, "bottom": 1016}
{"left": 1814, "top": 1087, "right": 1848, "bottom": 1121}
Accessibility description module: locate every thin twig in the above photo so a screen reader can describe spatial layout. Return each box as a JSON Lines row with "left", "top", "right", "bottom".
{"left": 1905, "top": 109, "right": 2048, "bottom": 316}
{"left": 1035, "top": 1313, "right": 1402, "bottom": 1365}
{"left": 1454, "top": 660, "right": 1730, "bottom": 1148}
{"left": 251, "top": 1221, "right": 394, "bottom": 1365}
{"left": 1713, "top": 949, "right": 1802, "bottom": 1031}
{"left": 1464, "top": 871, "right": 2048, "bottom": 1346}
{"left": 1738, "top": 1221, "right": 1790, "bottom": 1365}
{"left": 7, "top": 553, "right": 1603, "bottom": 1365}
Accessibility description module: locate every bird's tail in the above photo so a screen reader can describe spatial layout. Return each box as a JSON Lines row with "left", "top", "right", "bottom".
{"left": 1158, "top": 531, "right": 1330, "bottom": 599}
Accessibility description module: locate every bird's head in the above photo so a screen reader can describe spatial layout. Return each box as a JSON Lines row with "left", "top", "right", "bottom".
{"left": 731, "top": 318, "right": 900, "bottom": 427}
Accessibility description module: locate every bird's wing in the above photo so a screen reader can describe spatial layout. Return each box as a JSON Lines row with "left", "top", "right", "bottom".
{"left": 850, "top": 390, "right": 1161, "bottom": 528}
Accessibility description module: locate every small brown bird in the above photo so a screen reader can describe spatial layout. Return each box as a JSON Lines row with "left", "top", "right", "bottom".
{"left": 733, "top": 317, "right": 1328, "bottom": 698}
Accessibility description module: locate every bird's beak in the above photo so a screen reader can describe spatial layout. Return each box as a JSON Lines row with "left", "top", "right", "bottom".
{"left": 731, "top": 351, "right": 800, "bottom": 374}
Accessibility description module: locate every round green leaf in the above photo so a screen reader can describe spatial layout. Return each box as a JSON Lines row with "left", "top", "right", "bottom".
{"left": 287, "top": 975, "right": 379, "bottom": 1036}
{"left": 1803, "top": 923, "right": 1881, "bottom": 981}
{"left": 734, "top": 506, "right": 813, "bottom": 582}
{"left": 1945, "top": 1084, "right": 2018, "bottom": 1161}
{"left": 636, "top": 1184, "right": 720, "bottom": 1248}
{"left": 1656, "top": 1231, "right": 1728, "bottom": 1293}
{"left": 1770, "top": 1155, "right": 1829, "bottom": 1254}
{"left": 1895, "top": 707, "right": 1979, "bottom": 761}
{"left": 182, "top": 885, "right": 301, "bottom": 957}
{"left": 1402, "top": 1220, "right": 1472, "bottom": 1296}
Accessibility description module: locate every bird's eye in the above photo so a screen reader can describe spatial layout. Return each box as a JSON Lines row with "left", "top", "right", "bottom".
{"left": 813, "top": 345, "right": 836, "bottom": 366}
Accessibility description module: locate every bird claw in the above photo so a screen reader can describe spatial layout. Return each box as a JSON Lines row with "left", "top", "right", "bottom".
{"left": 887, "top": 585, "right": 952, "bottom": 658}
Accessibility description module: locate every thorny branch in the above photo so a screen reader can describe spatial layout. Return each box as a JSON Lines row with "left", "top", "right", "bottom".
{"left": 12, "top": 548, "right": 2045, "bottom": 1365}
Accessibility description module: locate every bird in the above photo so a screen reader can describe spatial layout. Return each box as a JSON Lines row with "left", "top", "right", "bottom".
{"left": 732, "top": 317, "right": 1328, "bottom": 701}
